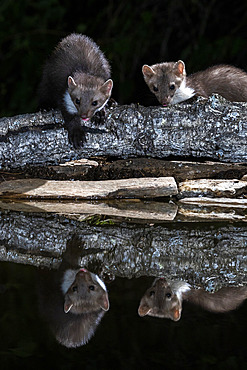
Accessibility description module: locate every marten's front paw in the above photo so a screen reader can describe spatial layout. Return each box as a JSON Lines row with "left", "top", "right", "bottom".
{"left": 67, "top": 124, "right": 86, "bottom": 149}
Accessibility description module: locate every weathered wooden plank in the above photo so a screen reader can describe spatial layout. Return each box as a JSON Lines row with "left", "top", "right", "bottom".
{"left": 0, "top": 177, "right": 178, "bottom": 199}
{"left": 0, "top": 94, "right": 247, "bottom": 169}
{"left": 179, "top": 178, "right": 247, "bottom": 198}
{"left": 0, "top": 199, "right": 178, "bottom": 221}
{"left": 50, "top": 158, "right": 98, "bottom": 177}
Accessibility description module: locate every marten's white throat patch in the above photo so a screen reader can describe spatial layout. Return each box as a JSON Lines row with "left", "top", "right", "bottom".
{"left": 94, "top": 274, "right": 107, "bottom": 292}
{"left": 171, "top": 80, "right": 195, "bottom": 104}
{"left": 64, "top": 91, "right": 78, "bottom": 114}
{"left": 174, "top": 281, "right": 191, "bottom": 300}
{"left": 61, "top": 269, "right": 107, "bottom": 294}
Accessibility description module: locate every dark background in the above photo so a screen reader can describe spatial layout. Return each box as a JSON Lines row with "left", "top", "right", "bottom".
{"left": 1, "top": 0, "right": 247, "bottom": 116}
{"left": 2, "top": 261, "right": 247, "bottom": 370}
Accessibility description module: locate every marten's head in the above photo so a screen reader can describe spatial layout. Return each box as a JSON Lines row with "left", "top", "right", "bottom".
{"left": 65, "top": 74, "right": 113, "bottom": 121}
{"left": 142, "top": 60, "right": 194, "bottom": 105}
{"left": 62, "top": 268, "right": 109, "bottom": 314}
{"left": 138, "top": 277, "right": 183, "bottom": 321}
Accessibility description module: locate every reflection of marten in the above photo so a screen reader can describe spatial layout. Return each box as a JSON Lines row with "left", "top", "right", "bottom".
{"left": 38, "top": 236, "right": 109, "bottom": 348}
{"left": 138, "top": 278, "right": 247, "bottom": 321}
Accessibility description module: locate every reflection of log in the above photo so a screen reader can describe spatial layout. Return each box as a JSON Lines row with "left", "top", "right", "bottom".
{"left": 177, "top": 197, "right": 247, "bottom": 221}
{"left": 0, "top": 199, "right": 178, "bottom": 222}
{"left": 0, "top": 197, "right": 246, "bottom": 222}
{"left": 0, "top": 177, "right": 177, "bottom": 199}
{"left": 0, "top": 211, "right": 247, "bottom": 288}
{"left": 180, "top": 197, "right": 247, "bottom": 208}
{"left": 1, "top": 95, "right": 247, "bottom": 169}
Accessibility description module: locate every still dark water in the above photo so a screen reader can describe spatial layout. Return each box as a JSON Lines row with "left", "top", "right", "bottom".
{"left": 1, "top": 260, "right": 247, "bottom": 370}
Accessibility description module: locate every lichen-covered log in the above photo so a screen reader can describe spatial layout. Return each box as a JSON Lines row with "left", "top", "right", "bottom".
{"left": 0, "top": 94, "right": 247, "bottom": 169}
{"left": 0, "top": 211, "right": 247, "bottom": 289}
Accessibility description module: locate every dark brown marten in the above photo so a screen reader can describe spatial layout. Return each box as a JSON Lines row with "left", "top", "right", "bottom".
{"left": 39, "top": 33, "right": 113, "bottom": 148}
{"left": 38, "top": 236, "right": 109, "bottom": 348}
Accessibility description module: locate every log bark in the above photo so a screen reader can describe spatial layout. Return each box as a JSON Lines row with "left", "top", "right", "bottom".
{"left": 0, "top": 211, "right": 247, "bottom": 288}
{"left": 95, "top": 159, "right": 247, "bottom": 182}
{"left": 1, "top": 94, "right": 247, "bottom": 169}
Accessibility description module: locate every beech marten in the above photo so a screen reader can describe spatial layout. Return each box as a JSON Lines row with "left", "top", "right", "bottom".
{"left": 38, "top": 235, "right": 109, "bottom": 347}
{"left": 138, "top": 277, "right": 247, "bottom": 321}
{"left": 142, "top": 61, "right": 247, "bottom": 105}
{"left": 39, "top": 33, "right": 113, "bottom": 148}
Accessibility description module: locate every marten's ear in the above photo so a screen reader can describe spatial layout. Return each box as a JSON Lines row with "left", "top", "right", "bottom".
{"left": 98, "top": 292, "right": 110, "bottom": 311}
{"left": 64, "top": 297, "right": 73, "bottom": 313}
{"left": 171, "top": 307, "right": 181, "bottom": 321}
{"left": 138, "top": 303, "right": 151, "bottom": 317}
{"left": 100, "top": 79, "right": 113, "bottom": 96}
{"left": 174, "top": 60, "right": 186, "bottom": 77}
{"left": 68, "top": 76, "right": 77, "bottom": 87}
{"left": 142, "top": 65, "right": 155, "bottom": 78}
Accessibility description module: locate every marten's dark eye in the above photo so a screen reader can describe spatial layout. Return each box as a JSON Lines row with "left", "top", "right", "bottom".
{"left": 153, "top": 86, "right": 158, "bottom": 92}
{"left": 169, "top": 84, "right": 175, "bottom": 90}
{"left": 89, "top": 285, "right": 95, "bottom": 291}
{"left": 149, "top": 290, "right": 155, "bottom": 297}
{"left": 75, "top": 98, "right": 80, "bottom": 105}
{"left": 166, "top": 292, "right": 172, "bottom": 298}
{"left": 92, "top": 100, "right": 98, "bottom": 106}
{"left": 72, "top": 285, "right": 78, "bottom": 292}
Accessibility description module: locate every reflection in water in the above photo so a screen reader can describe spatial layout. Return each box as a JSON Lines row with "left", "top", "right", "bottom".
{"left": 138, "top": 277, "right": 247, "bottom": 321}
{"left": 2, "top": 262, "right": 247, "bottom": 369}
{"left": 38, "top": 268, "right": 109, "bottom": 348}
{"left": 1, "top": 210, "right": 247, "bottom": 367}
{"left": 38, "top": 236, "right": 109, "bottom": 348}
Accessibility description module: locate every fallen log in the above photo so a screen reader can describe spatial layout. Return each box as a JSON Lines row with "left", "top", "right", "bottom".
{"left": 2, "top": 158, "right": 247, "bottom": 183}
{"left": 95, "top": 159, "right": 247, "bottom": 182}
{"left": 1, "top": 211, "right": 247, "bottom": 287}
{"left": 1, "top": 94, "right": 247, "bottom": 169}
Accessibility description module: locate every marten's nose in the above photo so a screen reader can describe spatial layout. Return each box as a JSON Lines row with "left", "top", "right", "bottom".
{"left": 79, "top": 268, "right": 87, "bottom": 273}
{"left": 81, "top": 116, "right": 90, "bottom": 121}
